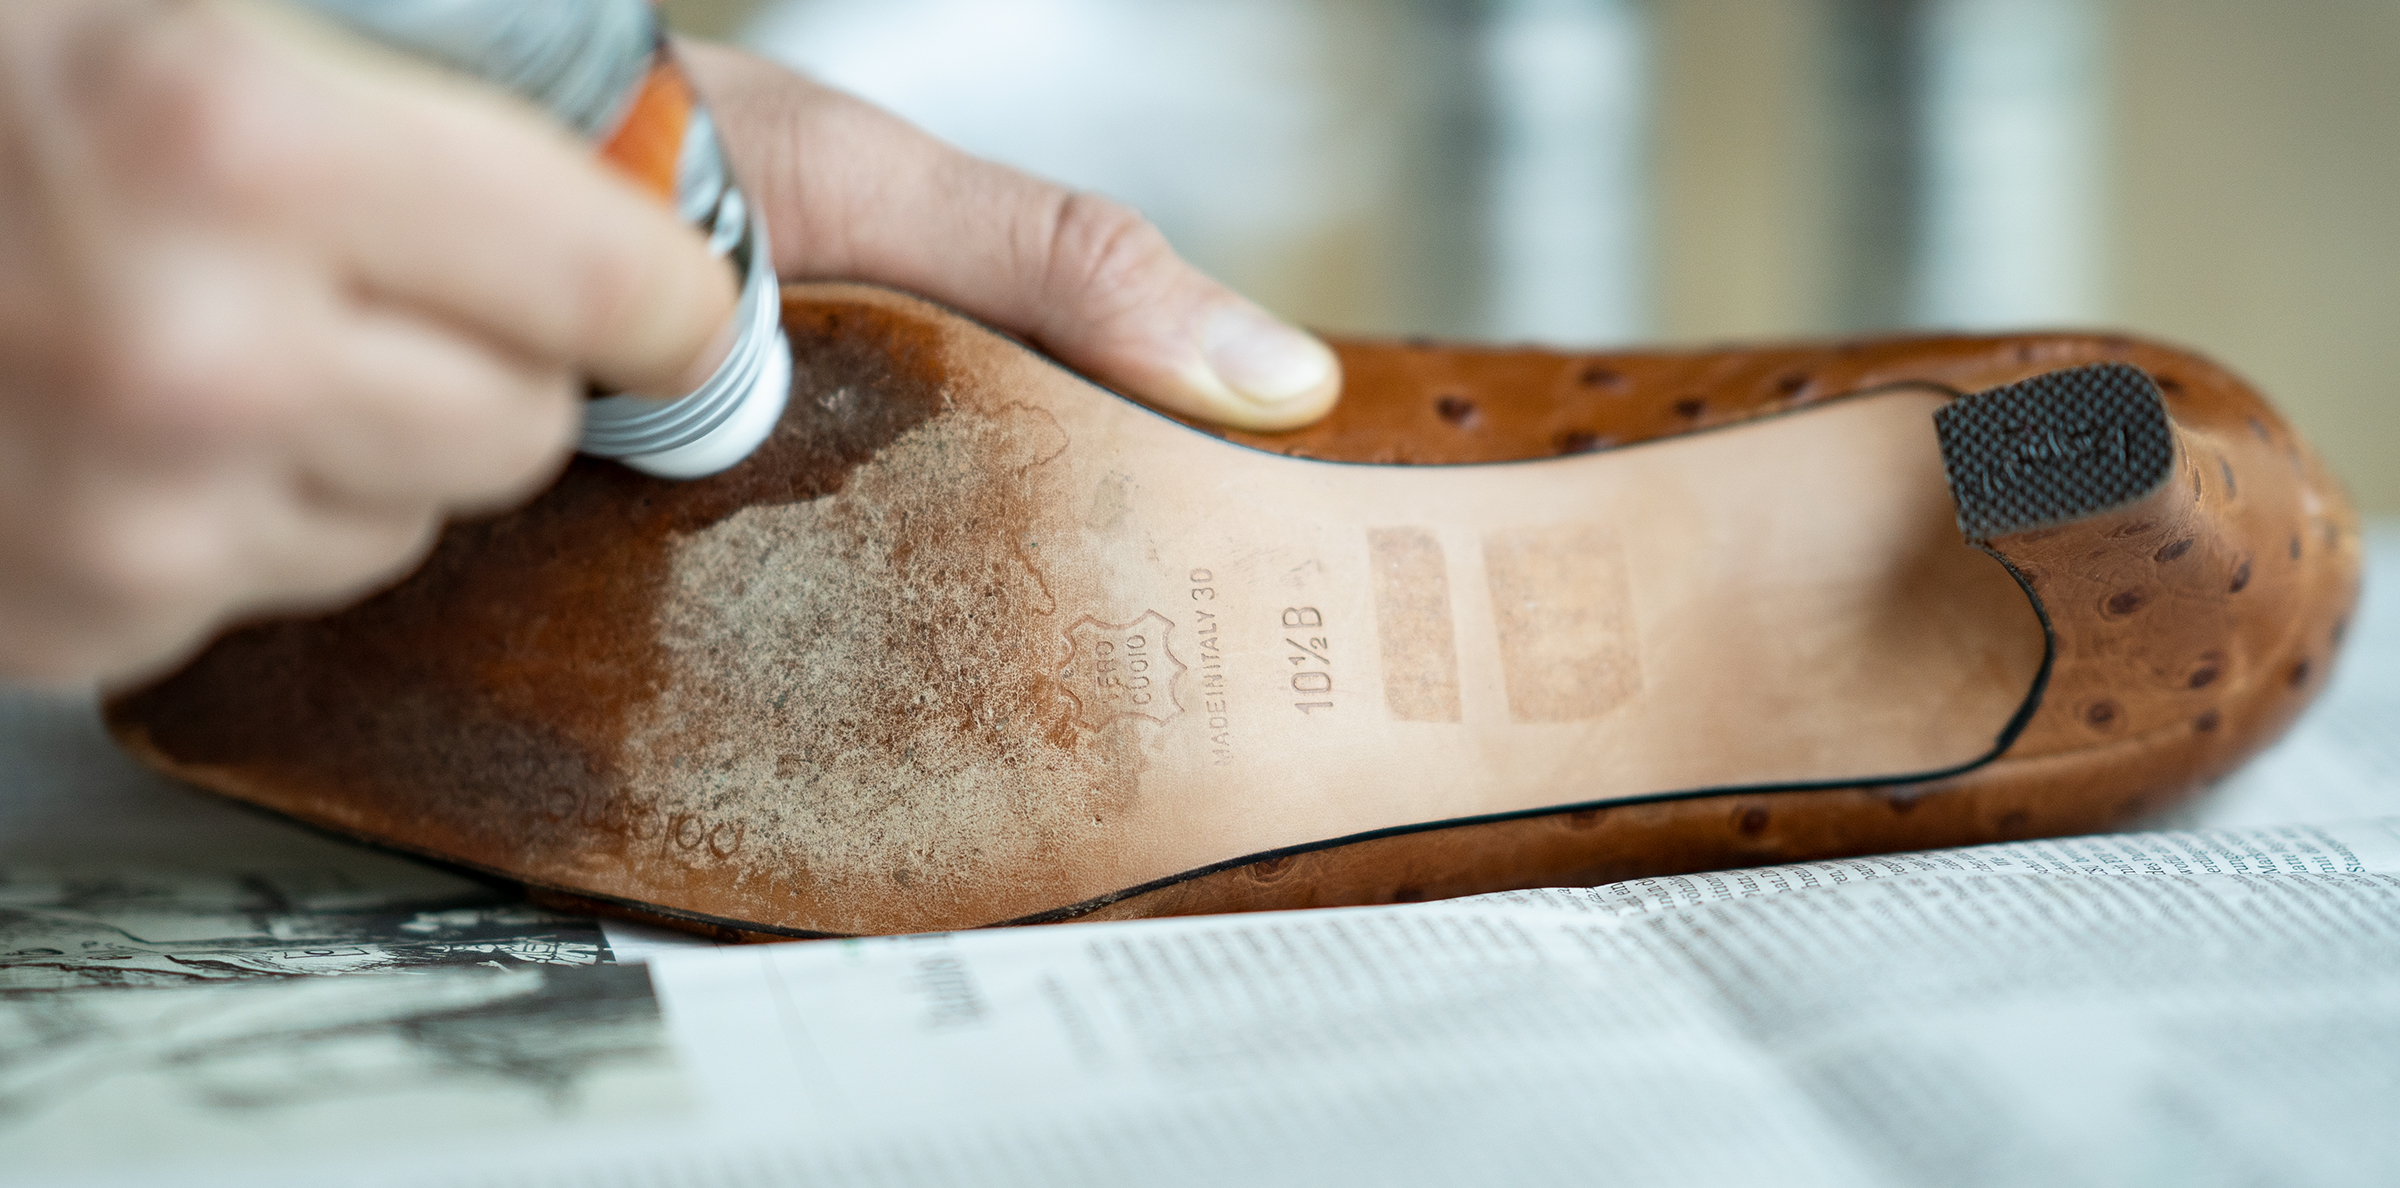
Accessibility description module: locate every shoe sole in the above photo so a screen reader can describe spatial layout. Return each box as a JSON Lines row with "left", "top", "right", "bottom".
{"left": 528, "top": 291, "right": 2042, "bottom": 929}
{"left": 117, "top": 289, "right": 2224, "bottom": 937}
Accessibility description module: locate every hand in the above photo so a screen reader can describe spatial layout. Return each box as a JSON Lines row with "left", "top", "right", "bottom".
{"left": 0, "top": 0, "right": 737, "bottom": 686}
{"left": 678, "top": 41, "right": 1344, "bottom": 434}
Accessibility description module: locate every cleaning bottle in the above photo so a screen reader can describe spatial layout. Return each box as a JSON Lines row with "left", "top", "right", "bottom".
{"left": 294, "top": 0, "right": 790, "bottom": 479}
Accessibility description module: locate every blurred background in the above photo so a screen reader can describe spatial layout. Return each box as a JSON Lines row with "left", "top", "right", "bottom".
{"left": 663, "top": 0, "right": 2400, "bottom": 513}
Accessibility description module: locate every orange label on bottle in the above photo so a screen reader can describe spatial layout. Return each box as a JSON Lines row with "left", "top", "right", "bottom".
{"left": 598, "top": 59, "right": 696, "bottom": 203}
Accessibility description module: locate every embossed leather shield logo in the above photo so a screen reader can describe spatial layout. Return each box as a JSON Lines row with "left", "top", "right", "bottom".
{"left": 1061, "top": 610, "right": 1187, "bottom": 728}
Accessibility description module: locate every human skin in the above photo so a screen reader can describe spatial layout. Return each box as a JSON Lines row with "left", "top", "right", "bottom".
{"left": 0, "top": 1, "right": 1338, "bottom": 688}
{"left": 675, "top": 41, "right": 1344, "bottom": 437}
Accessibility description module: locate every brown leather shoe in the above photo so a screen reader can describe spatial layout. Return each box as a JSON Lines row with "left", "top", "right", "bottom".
{"left": 104, "top": 284, "right": 2361, "bottom": 939}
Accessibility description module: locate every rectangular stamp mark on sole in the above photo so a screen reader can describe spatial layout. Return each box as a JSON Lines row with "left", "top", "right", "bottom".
{"left": 1367, "top": 527, "right": 1464, "bottom": 723}
{"left": 1482, "top": 524, "right": 1642, "bottom": 723}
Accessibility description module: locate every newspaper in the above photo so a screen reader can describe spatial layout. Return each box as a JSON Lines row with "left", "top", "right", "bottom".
{"left": 1, "top": 528, "right": 2394, "bottom": 1187}
{"left": 8, "top": 818, "right": 2394, "bottom": 1187}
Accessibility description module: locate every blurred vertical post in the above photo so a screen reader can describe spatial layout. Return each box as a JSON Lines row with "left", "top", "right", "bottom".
{"left": 1825, "top": 0, "right": 1925, "bottom": 331}
{"left": 658, "top": 0, "right": 765, "bottom": 40}
{"left": 1912, "top": 0, "right": 2104, "bottom": 327}
{"left": 1649, "top": 0, "right": 1903, "bottom": 339}
{"left": 1324, "top": 0, "right": 1495, "bottom": 341}
{"left": 1478, "top": 0, "right": 1650, "bottom": 345}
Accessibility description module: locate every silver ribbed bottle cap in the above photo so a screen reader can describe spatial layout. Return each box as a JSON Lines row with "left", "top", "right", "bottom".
{"left": 578, "top": 223, "right": 790, "bottom": 478}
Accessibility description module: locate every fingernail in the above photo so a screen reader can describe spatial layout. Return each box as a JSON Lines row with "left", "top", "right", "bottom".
{"left": 1201, "top": 304, "right": 1335, "bottom": 406}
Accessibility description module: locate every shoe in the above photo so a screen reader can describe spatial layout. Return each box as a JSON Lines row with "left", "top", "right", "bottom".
{"left": 105, "top": 284, "right": 2361, "bottom": 938}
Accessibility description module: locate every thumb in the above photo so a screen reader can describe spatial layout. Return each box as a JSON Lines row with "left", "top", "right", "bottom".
{"left": 683, "top": 45, "right": 1340, "bottom": 431}
{"left": 1004, "top": 189, "right": 1344, "bottom": 432}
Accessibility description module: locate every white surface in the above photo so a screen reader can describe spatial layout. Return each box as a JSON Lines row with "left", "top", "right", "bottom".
{"left": 16, "top": 819, "right": 2400, "bottom": 1187}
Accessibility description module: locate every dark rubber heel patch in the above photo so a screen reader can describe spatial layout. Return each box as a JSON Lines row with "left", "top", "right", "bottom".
{"left": 1935, "top": 361, "right": 2176, "bottom": 540}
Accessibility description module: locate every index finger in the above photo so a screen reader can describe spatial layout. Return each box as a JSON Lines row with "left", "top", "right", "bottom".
{"left": 260, "top": 9, "right": 741, "bottom": 396}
